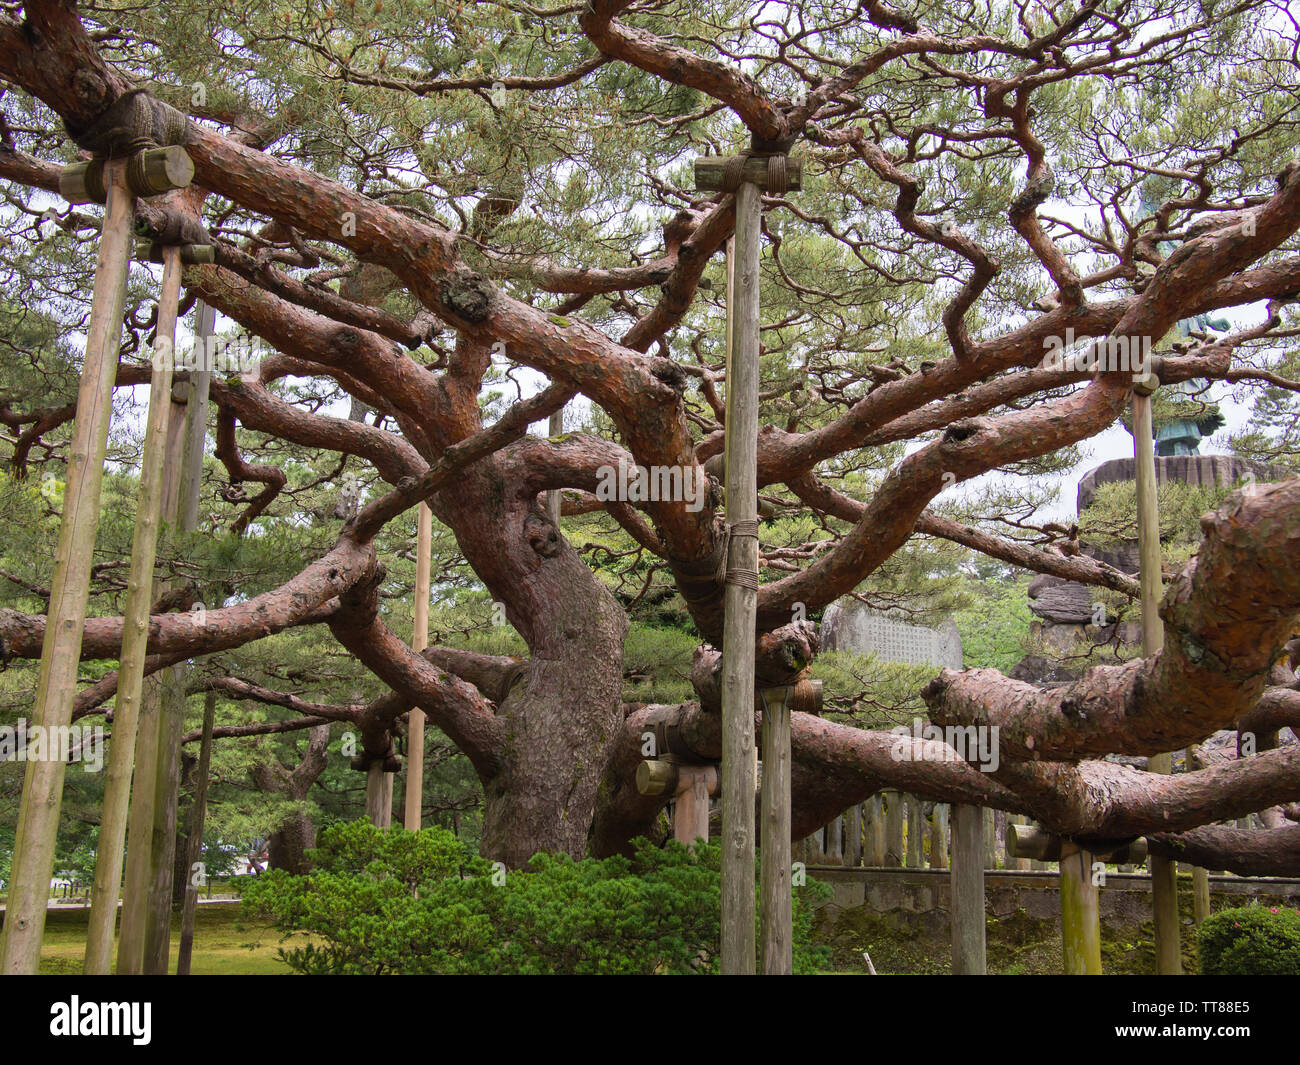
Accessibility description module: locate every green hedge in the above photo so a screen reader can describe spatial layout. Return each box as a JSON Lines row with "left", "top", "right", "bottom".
{"left": 1198, "top": 904, "right": 1300, "bottom": 975}
{"left": 242, "top": 821, "right": 831, "bottom": 975}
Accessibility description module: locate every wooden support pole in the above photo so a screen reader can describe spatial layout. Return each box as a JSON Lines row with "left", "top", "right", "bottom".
{"left": 868, "top": 794, "right": 886, "bottom": 866}
{"left": 983, "top": 807, "right": 997, "bottom": 869}
{"left": 884, "top": 790, "right": 904, "bottom": 867}
{"left": 119, "top": 259, "right": 189, "bottom": 976}
{"left": 929, "top": 803, "right": 949, "bottom": 870}
{"left": 82, "top": 242, "right": 182, "bottom": 975}
{"left": 1193, "top": 866, "right": 1211, "bottom": 925}
{"left": 1060, "top": 841, "right": 1103, "bottom": 974}
{"left": 844, "top": 803, "right": 862, "bottom": 868}
{"left": 718, "top": 180, "right": 761, "bottom": 975}
{"left": 826, "top": 814, "right": 844, "bottom": 864}
{"left": 950, "top": 804, "right": 986, "bottom": 974}
{"left": 117, "top": 674, "right": 161, "bottom": 973}
{"left": 545, "top": 410, "right": 564, "bottom": 526}
{"left": 906, "top": 795, "right": 925, "bottom": 868}
{"left": 759, "top": 685, "right": 792, "bottom": 975}
{"left": 1133, "top": 380, "right": 1181, "bottom": 975}
{"left": 403, "top": 501, "right": 432, "bottom": 830}
{"left": 0, "top": 161, "right": 135, "bottom": 975}
{"left": 176, "top": 689, "right": 216, "bottom": 975}
{"left": 143, "top": 282, "right": 210, "bottom": 975}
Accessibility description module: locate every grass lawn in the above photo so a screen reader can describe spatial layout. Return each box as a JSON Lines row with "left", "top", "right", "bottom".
{"left": 33, "top": 903, "right": 300, "bottom": 975}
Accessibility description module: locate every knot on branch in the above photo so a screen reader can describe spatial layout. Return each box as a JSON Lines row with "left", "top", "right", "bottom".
{"left": 1010, "top": 163, "right": 1055, "bottom": 219}
{"left": 438, "top": 271, "right": 494, "bottom": 323}
{"left": 650, "top": 358, "right": 687, "bottom": 393}
{"left": 942, "top": 417, "right": 991, "bottom": 444}
{"left": 64, "top": 88, "right": 190, "bottom": 159}
{"left": 524, "top": 512, "right": 562, "bottom": 558}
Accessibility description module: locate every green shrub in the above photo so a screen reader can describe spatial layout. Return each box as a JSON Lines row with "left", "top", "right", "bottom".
{"left": 1198, "top": 904, "right": 1300, "bottom": 975}
{"left": 242, "top": 821, "right": 831, "bottom": 974}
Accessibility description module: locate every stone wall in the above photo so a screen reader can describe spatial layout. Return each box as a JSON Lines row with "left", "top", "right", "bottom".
{"left": 809, "top": 865, "right": 1300, "bottom": 940}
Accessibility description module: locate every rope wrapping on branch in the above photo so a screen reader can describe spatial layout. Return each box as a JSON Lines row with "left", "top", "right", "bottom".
{"left": 64, "top": 89, "right": 190, "bottom": 158}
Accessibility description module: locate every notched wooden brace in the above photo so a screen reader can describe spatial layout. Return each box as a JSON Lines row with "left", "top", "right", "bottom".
{"left": 60, "top": 146, "right": 195, "bottom": 204}
{"left": 694, "top": 154, "right": 803, "bottom": 193}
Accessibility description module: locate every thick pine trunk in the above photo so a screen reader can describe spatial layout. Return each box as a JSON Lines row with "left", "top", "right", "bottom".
{"left": 434, "top": 459, "right": 627, "bottom": 866}
{"left": 268, "top": 810, "right": 317, "bottom": 876}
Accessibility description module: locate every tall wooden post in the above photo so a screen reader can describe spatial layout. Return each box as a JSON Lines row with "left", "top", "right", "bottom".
{"left": 143, "top": 290, "right": 213, "bottom": 974}
{"left": 825, "top": 815, "right": 843, "bottom": 864}
{"left": 82, "top": 243, "right": 183, "bottom": 974}
{"left": 176, "top": 689, "right": 216, "bottom": 975}
{"left": 1060, "top": 841, "right": 1103, "bottom": 974}
{"left": 1133, "top": 378, "right": 1181, "bottom": 974}
{"left": 929, "top": 804, "right": 949, "bottom": 869}
{"left": 759, "top": 685, "right": 793, "bottom": 975}
{"left": 868, "top": 794, "right": 886, "bottom": 866}
{"left": 906, "top": 795, "right": 925, "bottom": 868}
{"left": 0, "top": 162, "right": 137, "bottom": 975}
{"left": 950, "top": 804, "right": 986, "bottom": 974}
{"left": 404, "top": 501, "right": 432, "bottom": 830}
{"left": 884, "top": 790, "right": 905, "bottom": 867}
{"left": 545, "top": 410, "right": 564, "bottom": 526}
{"left": 844, "top": 803, "right": 863, "bottom": 868}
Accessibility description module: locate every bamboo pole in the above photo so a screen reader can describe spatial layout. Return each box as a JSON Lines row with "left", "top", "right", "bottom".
{"left": 1134, "top": 382, "right": 1181, "bottom": 974}
{"left": 760, "top": 686, "right": 793, "bottom": 974}
{"left": 176, "top": 689, "right": 216, "bottom": 975}
{"left": 719, "top": 184, "right": 761, "bottom": 974}
{"left": 403, "top": 502, "right": 433, "bottom": 830}
{"left": 82, "top": 244, "right": 183, "bottom": 974}
{"left": 0, "top": 162, "right": 136, "bottom": 975}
